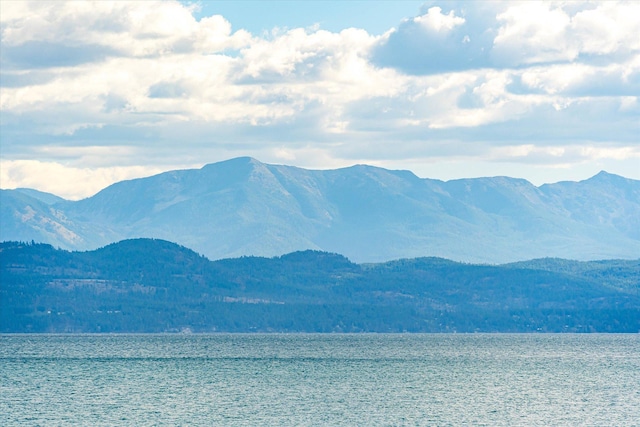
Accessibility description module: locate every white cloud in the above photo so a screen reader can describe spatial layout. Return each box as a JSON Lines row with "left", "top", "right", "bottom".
{"left": 571, "top": 2, "right": 640, "bottom": 56}
{"left": 492, "top": 1, "right": 640, "bottom": 66}
{"left": 493, "top": 2, "right": 574, "bottom": 65}
{"left": 619, "top": 96, "right": 638, "bottom": 112}
{"left": 488, "top": 144, "right": 640, "bottom": 163}
{"left": 518, "top": 59, "right": 640, "bottom": 97}
{"left": 0, "top": 160, "right": 167, "bottom": 200}
{"left": 414, "top": 7, "right": 465, "bottom": 33}
{"left": 0, "top": 1, "right": 250, "bottom": 56}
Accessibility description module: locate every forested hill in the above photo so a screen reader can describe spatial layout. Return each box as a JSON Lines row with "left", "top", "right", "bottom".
{"left": 2, "top": 239, "right": 639, "bottom": 333}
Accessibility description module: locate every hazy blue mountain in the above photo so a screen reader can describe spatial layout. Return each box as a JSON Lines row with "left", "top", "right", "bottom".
{"left": 1, "top": 158, "right": 639, "bottom": 263}
{"left": 0, "top": 189, "right": 115, "bottom": 250}
{"left": 13, "top": 188, "right": 66, "bottom": 205}
{"left": 2, "top": 239, "right": 638, "bottom": 333}
{"left": 539, "top": 171, "right": 640, "bottom": 241}
{"left": 1, "top": 190, "right": 90, "bottom": 248}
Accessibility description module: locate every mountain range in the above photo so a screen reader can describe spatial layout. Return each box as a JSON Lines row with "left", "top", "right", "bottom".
{"left": 2, "top": 157, "right": 639, "bottom": 263}
{"left": 2, "top": 239, "right": 638, "bottom": 333}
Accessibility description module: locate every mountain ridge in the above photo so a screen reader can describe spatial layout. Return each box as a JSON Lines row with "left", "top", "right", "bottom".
{"left": 2, "top": 238, "right": 638, "bottom": 333}
{"left": 2, "top": 157, "right": 639, "bottom": 263}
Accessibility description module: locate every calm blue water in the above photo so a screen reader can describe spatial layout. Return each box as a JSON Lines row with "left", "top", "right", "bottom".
{"left": 1, "top": 334, "right": 639, "bottom": 426}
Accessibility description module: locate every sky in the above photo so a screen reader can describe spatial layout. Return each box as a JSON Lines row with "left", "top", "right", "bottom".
{"left": 1, "top": 0, "right": 639, "bottom": 200}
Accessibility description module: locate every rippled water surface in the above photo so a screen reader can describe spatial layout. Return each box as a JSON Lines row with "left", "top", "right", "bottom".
{"left": 1, "top": 334, "right": 639, "bottom": 426}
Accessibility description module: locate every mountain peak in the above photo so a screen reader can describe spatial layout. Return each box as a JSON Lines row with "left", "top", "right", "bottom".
{"left": 583, "top": 170, "right": 632, "bottom": 185}
{"left": 590, "top": 170, "right": 617, "bottom": 180}
{"left": 201, "top": 156, "right": 262, "bottom": 169}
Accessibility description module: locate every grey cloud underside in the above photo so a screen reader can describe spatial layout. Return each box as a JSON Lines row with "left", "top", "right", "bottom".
{"left": 1, "top": 41, "right": 117, "bottom": 70}
{"left": 371, "top": 3, "right": 497, "bottom": 74}
{"left": 0, "top": 70, "right": 58, "bottom": 88}
{"left": 372, "top": 22, "right": 492, "bottom": 74}
{"left": 2, "top": 92, "right": 635, "bottom": 163}
{"left": 2, "top": 157, "right": 638, "bottom": 263}
{"left": 148, "top": 82, "right": 190, "bottom": 99}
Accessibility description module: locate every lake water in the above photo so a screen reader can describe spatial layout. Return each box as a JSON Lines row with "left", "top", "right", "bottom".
{"left": 1, "top": 334, "right": 639, "bottom": 426}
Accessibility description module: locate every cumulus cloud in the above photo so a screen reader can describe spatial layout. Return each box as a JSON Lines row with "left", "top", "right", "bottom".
{"left": 371, "top": 2, "right": 497, "bottom": 74}
{"left": 373, "top": 1, "right": 640, "bottom": 72}
{"left": 0, "top": 160, "right": 167, "bottom": 200}
{"left": 0, "top": 1, "right": 250, "bottom": 59}
{"left": 0, "top": 0, "right": 638, "bottom": 198}
{"left": 491, "top": 1, "right": 640, "bottom": 66}
{"left": 414, "top": 6, "right": 465, "bottom": 32}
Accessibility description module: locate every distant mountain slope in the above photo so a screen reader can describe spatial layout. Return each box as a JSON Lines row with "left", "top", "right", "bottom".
{"left": 539, "top": 171, "right": 640, "bottom": 240}
{"left": 13, "top": 188, "right": 66, "bottom": 205}
{"left": 2, "top": 239, "right": 638, "bottom": 333}
{"left": 0, "top": 189, "right": 117, "bottom": 250}
{"left": 1, "top": 190, "right": 92, "bottom": 248}
{"left": 2, "top": 157, "right": 639, "bottom": 263}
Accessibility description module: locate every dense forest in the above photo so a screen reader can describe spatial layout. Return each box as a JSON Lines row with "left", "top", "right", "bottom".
{"left": 1, "top": 239, "right": 638, "bottom": 333}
